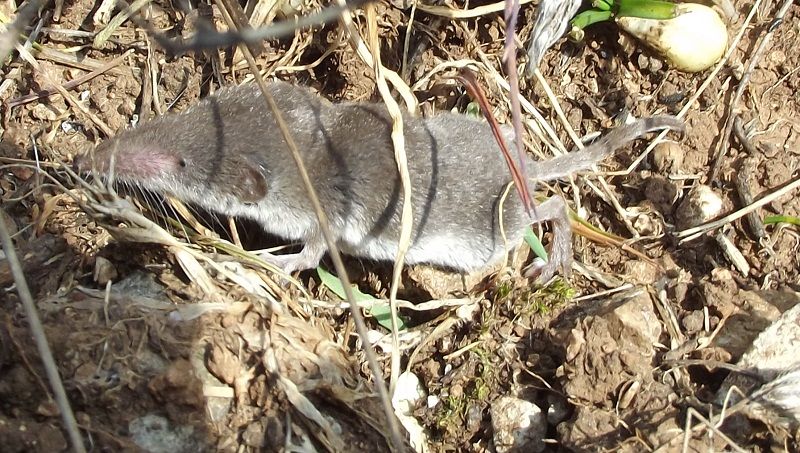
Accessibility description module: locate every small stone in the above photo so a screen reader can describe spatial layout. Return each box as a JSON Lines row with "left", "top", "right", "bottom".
{"left": 466, "top": 402, "right": 483, "bottom": 433}
{"left": 129, "top": 414, "right": 203, "bottom": 453}
{"left": 450, "top": 383, "right": 463, "bottom": 400}
{"left": 649, "top": 57, "right": 664, "bottom": 72}
{"left": 491, "top": 396, "right": 546, "bottom": 453}
{"left": 637, "top": 53, "right": 650, "bottom": 70}
{"left": 769, "top": 50, "right": 786, "bottom": 66}
{"left": 31, "top": 104, "right": 59, "bottom": 121}
{"left": 242, "top": 421, "right": 266, "bottom": 448}
{"left": 623, "top": 260, "right": 660, "bottom": 285}
{"left": 631, "top": 201, "right": 667, "bottom": 236}
{"left": 682, "top": 310, "right": 705, "bottom": 333}
{"left": 605, "top": 290, "right": 662, "bottom": 349}
{"left": 35, "top": 400, "right": 60, "bottom": 417}
{"left": 651, "top": 141, "right": 685, "bottom": 174}
{"left": 676, "top": 184, "right": 723, "bottom": 229}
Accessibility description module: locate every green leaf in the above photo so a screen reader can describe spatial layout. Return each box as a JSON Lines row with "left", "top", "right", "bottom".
{"left": 571, "top": 9, "right": 614, "bottom": 29}
{"left": 615, "top": 0, "right": 677, "bottom": 20}
{"left": 764, "top": 215, "right": 800, "bottom": 227}
{"left": 466, "top": 101, "right": 482, "bottom": 118}
{"left": 524, "top": 226, "right": 549, "bottom": 261}
{"left": 593, "top": 0, "right": 613, "bottom": 12}
{"left": 316, "top": 267, "right": 406, "bottom": 331}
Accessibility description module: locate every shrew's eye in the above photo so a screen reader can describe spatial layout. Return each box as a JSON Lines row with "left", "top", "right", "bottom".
{"left": 178, "top": 158, "right": 187, "bottom": 168}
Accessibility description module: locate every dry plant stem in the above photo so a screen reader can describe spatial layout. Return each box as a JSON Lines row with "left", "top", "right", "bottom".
{"left": 335, "top": 0, "right": 417, "bottom": 112}
{"left": 93, "top": 0, "right": 150, "bottom": 48}
{"left": 475, "top": 50, "right": 568, "bottom": 154}
{"left": 54, "top": 0, "right": 64, "bottom": 22}
{"left": 611, "top": 0, "right": 763, "bottom": 177}
{"left": 14, "top": 43, "right": 114, "bottom": 136}
{"left": 129, "top": 0, "right": 372, "bottom": 55}
{"left": 214, "top": 2, "right": 403, "bottom": 449}
{"left": 7, "top": 49, "right": 133, "bottom": 108}
{"left": 709, "top": 0, "right": 794, "bottom": 183}
{"left": 677, "top": 175, "right": 800, "bottom": 242}
{"left": 671, "top": 408, "right": 748, "bottom": 453}
{"left": 0, "top": 208, "right": 86, "bottom": 453}
{"left": 503, "top": 0, "right": 534, "bottom": 216}
{"left": 457, "top": 70, "right": 534, "bottom": 212}
{"left": 416, "top": 0, "right": 534, "bottom": 19}
{"left": 400, "top": 0, "right": 418, "bottom": 79}
{"left": 0, "top": 0, "right": 40, "bottom": 64}
{"left": 365, "top": 4, "right": 408, "bottom": 395}
{"left": 532, "top": 69, "right": 582, "bottom": 149}
{"left": 220, "top": 0, "right": 267, "bottom": 59}
{"left": 30, "top": 46, "right": 130, "bottom": 75}
{"left": 147, "top": 39, "right": 164, "bottom": 116}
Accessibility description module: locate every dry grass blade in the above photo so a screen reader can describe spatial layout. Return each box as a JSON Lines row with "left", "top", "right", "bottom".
{"left": 676, "top": 175, "right": 800, "bottom": 242}
{"left": 502, "top": 0, "right": 535, "bottom": 218}
{"left": 0, "top": 207, "right": 86, "bottom": 453}
{"left": 93, "top": 0, "right": 151, "bottom": 48}
{"left": 0, "top": 0, "right": 41, "bottom": 64}
{"left": 335, "top": 0, "right": 417, "bottom": 112}
{"left": 214, "top": 2, "right": 404, "bottom": 449}
{"left": 7, "top": 49, "right": 133, "bottom": 108}
{"left": 14, "top": 43, "right": 114, "bottom": 136}
{"left": 365, "top": 4, "right": 409, "bottom": 394}
{"left": 126, "top": 0, "right": 373, "bottom": 55}
{"left": 415, "top": 0, "right": 534, "bottom": 19}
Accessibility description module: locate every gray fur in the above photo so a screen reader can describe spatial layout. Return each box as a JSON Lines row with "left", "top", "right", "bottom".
{"left": 76, "top": 81, "right": 683, "bottom": 280}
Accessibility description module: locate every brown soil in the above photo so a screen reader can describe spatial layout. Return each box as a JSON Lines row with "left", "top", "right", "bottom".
{"left": 1, "top": 1, "right": 799, "bottom": 452}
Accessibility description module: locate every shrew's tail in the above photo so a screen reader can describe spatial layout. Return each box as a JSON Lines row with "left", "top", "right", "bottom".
{"left": 529, "top": 115, "right": 685, "bottom": 181}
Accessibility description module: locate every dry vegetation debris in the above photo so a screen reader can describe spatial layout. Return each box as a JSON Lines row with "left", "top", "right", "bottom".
{"left": 0, "top": 0, "right": 799, "bottom": 451}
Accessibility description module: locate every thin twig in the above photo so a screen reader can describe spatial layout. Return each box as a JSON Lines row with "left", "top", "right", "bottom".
{"left": 503, "top": 0, "right": 534, "bottom": 217}
{"left": 676, "top": 175, "right": 800, "bottom": 242}
{"left": 127, "top": 0, "right": 374, "bottom": 55}
{"left": 365, "top": 4, "right": 409, "bottom": 397}
{"left": 14, "top": 43, "right": 114, "bottom": 136}
{"left": 7, "top": 49, "right": 133, "bottom": 108}
{"left": 0, "top": 207, "right": 86, "bottom": 453}
{"left": 415, "top": 0, "right": 534, "bottom": 19}
{"left": 0, "top": 0, "right": 41, "bottom": 64}
{"left": 709, "top": 0, "right": 794, "bottom": 183}
{"left": 214, "top": 2, "right": 404, "bottom": 450}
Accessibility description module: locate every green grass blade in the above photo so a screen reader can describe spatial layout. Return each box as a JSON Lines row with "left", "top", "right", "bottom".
{"left": 317, "top": 267, "right": 405, "bottom": 331}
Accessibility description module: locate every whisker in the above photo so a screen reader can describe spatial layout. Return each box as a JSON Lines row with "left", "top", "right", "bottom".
{"left": 164, "top": 198, "right": 191, "bottom": 242}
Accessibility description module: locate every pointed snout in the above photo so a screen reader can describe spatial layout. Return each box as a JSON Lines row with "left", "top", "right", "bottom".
{"left": 72, "top": 153, "right": 91, "bottom": 173}
{"left": 72, "top": 151, "right": 110, "bottom": 175}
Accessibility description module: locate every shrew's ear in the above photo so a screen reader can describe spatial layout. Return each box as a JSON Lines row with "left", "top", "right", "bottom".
{"left": 239, "top": 162, "right": 268, "bottom": 204}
